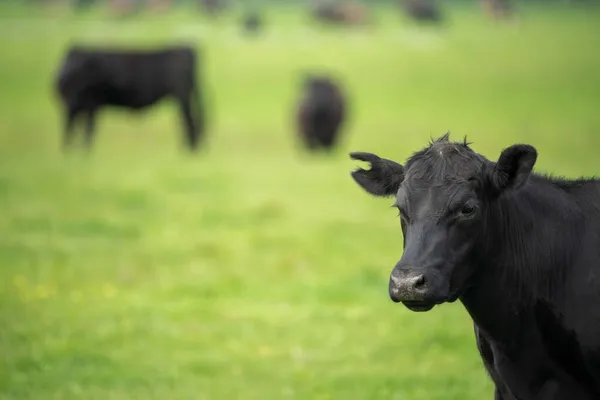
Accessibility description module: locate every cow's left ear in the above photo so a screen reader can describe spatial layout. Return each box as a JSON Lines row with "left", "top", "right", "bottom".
{"left": 492, "top": 144, "right": 537, "bottom": 191}
{"left": 350, "top": 152, "right": 405, "bottom": 197}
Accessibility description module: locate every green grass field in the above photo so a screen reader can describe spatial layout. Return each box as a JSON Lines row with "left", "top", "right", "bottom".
{"left": 1, "top": 2, "right": 600, "bottom": 399}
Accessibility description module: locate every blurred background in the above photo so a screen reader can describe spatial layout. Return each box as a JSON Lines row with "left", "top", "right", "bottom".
{"left": 1, "top": 0, "right": 599, "bottom": 398}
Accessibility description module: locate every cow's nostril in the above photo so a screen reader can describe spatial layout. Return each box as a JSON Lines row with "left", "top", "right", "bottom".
{"left": 414, "top": 275, "right": 426, "bottom": 289}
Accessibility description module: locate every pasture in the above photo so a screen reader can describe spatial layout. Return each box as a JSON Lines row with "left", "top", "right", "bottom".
{"left": 1, "top": 2, "right": 600, "bottom": 399}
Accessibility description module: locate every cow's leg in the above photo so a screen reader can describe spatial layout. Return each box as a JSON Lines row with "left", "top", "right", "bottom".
{"left": 84, "top": 109, "right": 97, "bottom": 151}
{"left": 63, "top": 107, "right": 79, "bottom": 151}
{"left": 190, "top": 83, "right": 205, "bottom": 143}
{"left": 178, "top": 96, "right": 199, "bottom": 151}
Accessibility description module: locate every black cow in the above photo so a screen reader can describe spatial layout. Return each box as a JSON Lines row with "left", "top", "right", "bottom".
{"left": 198, "top": 0, "right": 227, "bottom": 16}
{"left": 296, "top": 75, "right": 346, "bottom": 152}
{"left": 311, "top": 1, "right": 370, "bottom": 26}
{"left": 350, "top": 133, "right": 600, "bottom": 399}
{"left": 481, "top": 0, "right": 515, "bottom": 20}
{"left": 55, "top": 45, "right": 204, "bottom": 151}
{"left": 241, "top": 11, "right": 263, "bottom": 36}
{"left": 400, "top": 0, "right": 442, "bottom": 23}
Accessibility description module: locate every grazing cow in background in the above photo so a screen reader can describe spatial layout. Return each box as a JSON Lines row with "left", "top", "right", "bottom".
{"left": 241, "top": 11, "right": 263, "bottom": 36}
{"left": 311, "top": 1, "right": 370, "bottom": 26}
{"left": 198, "top": 0, "right": 227, "bottom": 16}
{"left": 55, "top": 45, "right": 205, "bottom": 152}
{"left": 296, "top": 75, "right": 346, "bottom": 152}
{"left": 481, "top": 0, "right": 514, "bottom": 20}
{"left": 350, "top": 134, "right": 600, "bottom": 399}
{"left": 108, "top": 0, "right": 143, "bottom": 17}
{"left": 400, "top": 0, "right": 442, "bottom": 23}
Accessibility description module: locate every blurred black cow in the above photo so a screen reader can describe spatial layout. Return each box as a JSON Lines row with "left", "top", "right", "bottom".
{"left": 296, "top": 75, "right": 346, "bottom": 152}
{"left": 241, "top": 11, "right": 263, "bottom": 36}
{"left": 55, "top": 45, "right": 205, "bottom": 151}
{"left": 400, "top": 0, "right": 442, "bottom": 23}
{"left": 481, "top": 0, "right": 514, "bottom": 20}
{"left": 198, "top": 0, "right": 227, "bottom": 16}
{"left": 312, "top": 1, "right": 370, "bottom": 26}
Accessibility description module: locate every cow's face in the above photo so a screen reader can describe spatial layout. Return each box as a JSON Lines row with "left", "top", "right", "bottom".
{"left": 57, "top": 53, "right": 103, "bottom": 98}
{"left": 350, "top": 135, "right": 537, "bottom": 312}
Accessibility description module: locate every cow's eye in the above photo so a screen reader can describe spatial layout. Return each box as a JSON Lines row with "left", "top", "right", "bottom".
{"left": 459, "top": 204, "right": 476, "bottom": 217}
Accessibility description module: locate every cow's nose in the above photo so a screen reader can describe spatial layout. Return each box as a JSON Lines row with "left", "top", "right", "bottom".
{"left": 389, "top": 271, "right": 428, "bottom": 302}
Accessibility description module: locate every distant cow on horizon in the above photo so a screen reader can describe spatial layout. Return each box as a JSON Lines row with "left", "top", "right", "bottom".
{"left": 241, "top": 10, "right": 263, "bottom": 36}
{"left": 199, "top": 0, "right": 227, "bottom": 16}
{"left": 55, "top": 44, "right": 205, "bottom": 151}
{"left": 481, "top": 0, "right": 514, "bottom": 20}
{"left": 311, "top": 1, "right": 370, "bottom": 26}
{"left": 296, "top": 74, "right": 346, "bottom": 152}
{"left": 400, "top": 0, "right": 443, "bottom": 23}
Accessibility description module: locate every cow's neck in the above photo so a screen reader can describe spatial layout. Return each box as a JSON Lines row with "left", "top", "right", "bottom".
{"left": 460, "top": 177, "right": 582, "bottom": 348}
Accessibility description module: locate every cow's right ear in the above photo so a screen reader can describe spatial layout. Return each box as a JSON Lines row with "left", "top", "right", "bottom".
{"left": 350, "top": 152, "right": 405, "bottom": 197}
{"left": 491, "top": 144, "right": 537, "bottom": 192}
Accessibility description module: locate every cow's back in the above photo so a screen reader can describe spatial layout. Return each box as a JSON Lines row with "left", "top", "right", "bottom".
{"left": 97, "top": 47, "right": 196, "bottom": 106}
{"left": 56, "top": 45, "right": 198, "bottom": 109}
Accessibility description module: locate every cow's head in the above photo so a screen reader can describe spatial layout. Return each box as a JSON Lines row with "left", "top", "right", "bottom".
{"left": 350, "top": 134, "right": 537, "bottom": 312}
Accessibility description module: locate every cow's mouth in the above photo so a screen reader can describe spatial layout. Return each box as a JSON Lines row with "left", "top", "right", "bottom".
{"left": 402, "top": 300, "right": 437, "bottom": 312}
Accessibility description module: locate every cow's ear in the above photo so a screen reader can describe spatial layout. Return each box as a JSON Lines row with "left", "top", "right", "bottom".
{"left": 350, "top": 152, "right": 405, "bottom": 197}
{"left": 491, "top": 144, "right": 537, "bottom": 191}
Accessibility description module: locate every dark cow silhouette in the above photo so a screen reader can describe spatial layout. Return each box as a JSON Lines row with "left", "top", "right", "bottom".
{"left": 55, "top": 45, "right": 204, "bottom": 151}
{"left": 241, "top": 11, "right": 263, "bottom": 36}
{"left": 481, "top": 0, "right": 514, "bottom": 20}
{"left": 311, "top": 1, "right": 370, "bottom": 26}
{"left": 199, "top": 0, "right": 227, "bottom": 16}
{"left": 108, "top": 0, "right": 143, "bottom": 17}
{"left": 350, "top": 133, "right": 600, "bottom": 399}
{"left": 400, "top": 0, "right": 442, "bottom": 23}
{"left": 296, "top": 75, "right": 346, "bottom": 152}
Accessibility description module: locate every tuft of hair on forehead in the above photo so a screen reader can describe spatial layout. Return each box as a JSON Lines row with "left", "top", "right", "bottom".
{"left": 405, "top": 132, "right": 483, "bottom": 183}
{"left": 428, "top": 131, "right": 451, "bottom": 145}
{"left": 427, "top": 132, "right": 472, "bottom": 148}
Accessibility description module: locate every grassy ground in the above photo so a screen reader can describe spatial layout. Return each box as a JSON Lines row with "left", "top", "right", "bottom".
{"left": 1, "top": 2, "right": 600, "bottom": 399}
